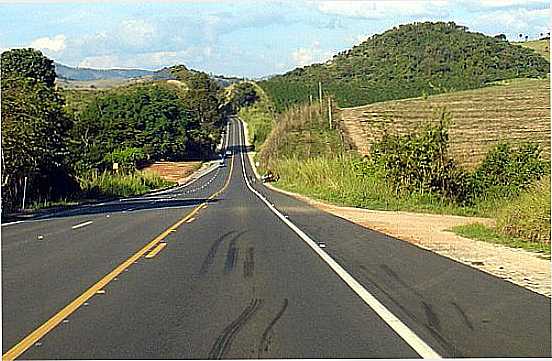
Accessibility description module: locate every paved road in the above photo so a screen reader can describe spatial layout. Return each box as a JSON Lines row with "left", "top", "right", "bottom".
{"left": 2, "top": 118, "right": 550, "bottom": 359}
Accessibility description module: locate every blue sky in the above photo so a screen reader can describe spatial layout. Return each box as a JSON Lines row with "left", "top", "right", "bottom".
{"left": 0, "top": 1, "right": 549, "bottom": 78}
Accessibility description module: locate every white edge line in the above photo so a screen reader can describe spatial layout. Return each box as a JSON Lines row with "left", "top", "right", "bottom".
{"left": 71, "top": 220, "right": 94, "bottom": 230}
{"left": 236, "top": 118, "right": 441, "bottom": 359}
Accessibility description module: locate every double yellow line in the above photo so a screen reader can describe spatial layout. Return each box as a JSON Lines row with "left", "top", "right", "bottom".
{"left": 2, "top": 121, "right": 236, "bottom": 361}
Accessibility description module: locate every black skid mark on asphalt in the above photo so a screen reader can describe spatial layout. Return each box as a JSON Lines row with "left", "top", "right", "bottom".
{"left": 257, "top": 298, "right": 288, "bottom": 358}
{"left": 357, "top": 264, "right": 462, "bottom": 357}
{"left": 208, "top": 298, "right": 264, "bottom": 359}
{"left": 422, "top": 301, "right": 441, "bottom": 331}
{"left": 199, "top": 231, "right": 247, "bottom": 275}
{"left": 224, "top": 244, "right": 239, "bottom": 273}
{"left": 243, "top": 247, "right": 255, "bottom": 278}
{"left": 380, "top": 263, "right": 424, "bottom": 299}
{"left": 450, "top": 301, "right": 474, "bottom": 330}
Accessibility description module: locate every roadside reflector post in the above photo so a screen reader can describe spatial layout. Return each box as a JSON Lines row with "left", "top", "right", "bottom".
{"left": 21, "top": 176, "right": 28, "bottom": 211}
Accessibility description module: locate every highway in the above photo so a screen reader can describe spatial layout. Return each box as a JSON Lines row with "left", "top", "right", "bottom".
{"left": 2, "top": 117, "right": 550, "bottom": 359}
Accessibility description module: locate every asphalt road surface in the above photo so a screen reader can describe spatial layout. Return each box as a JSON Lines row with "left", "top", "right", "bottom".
{"left": 2, "top": 117, "right": 550, "bottom": 359}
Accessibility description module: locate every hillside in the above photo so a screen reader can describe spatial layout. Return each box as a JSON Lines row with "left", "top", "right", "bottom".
{"left": 340, "top": 78, "right": 550, "bottom": 168}
{"left": 518, "top": 39, "right": 550, "bottom": 61}
{"left": 54, "top": 63, "right": 173, "bottom": 81}
{"left": 260, "top": 22, "right": 549, "bottom": 111}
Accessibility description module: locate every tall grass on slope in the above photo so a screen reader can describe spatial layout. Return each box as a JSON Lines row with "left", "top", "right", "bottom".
{"left": 273, "top": 155, "right": 470, "bottom": 214}
{"left": 78, "top": 169, "right": 173, "bottom": 198}
{"left": 497, "top": 175, "right": 551, "bottom": 244}
{"left": 259, "top": 100, "right": 344, "bottom": 168}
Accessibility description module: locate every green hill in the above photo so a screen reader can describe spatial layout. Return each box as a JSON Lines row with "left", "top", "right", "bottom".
{"left": 260, "top": 22, "right": 549, "bottom": 111}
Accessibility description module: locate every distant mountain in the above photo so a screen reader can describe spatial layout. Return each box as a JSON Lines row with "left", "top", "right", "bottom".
{"left": 54, "top": 63, "right": 174, "bottom": 81}
{"left": 260, "top": 21, "right": 550, "bottom": 110}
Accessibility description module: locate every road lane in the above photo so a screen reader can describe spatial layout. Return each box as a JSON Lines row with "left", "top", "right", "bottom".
{"left": 2, "top": 122, "right": 235, "bottom": 356}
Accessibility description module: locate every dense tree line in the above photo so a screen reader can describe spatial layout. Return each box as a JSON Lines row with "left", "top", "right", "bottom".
{"left": 1, "top": 49, "right": 226, "bottom": 213}
{"left": 2, "top": 49, "right": 74, "bottom": 211}
{"left": 260, "top": 22, "right": 550, "bottom": 111}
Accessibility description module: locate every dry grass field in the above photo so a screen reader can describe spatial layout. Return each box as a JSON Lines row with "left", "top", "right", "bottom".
{"left": 518, "top": 39, "right": 550, "bottom": 61}
{"left": 340, "top": 78, "right": 550, "bottom": 168}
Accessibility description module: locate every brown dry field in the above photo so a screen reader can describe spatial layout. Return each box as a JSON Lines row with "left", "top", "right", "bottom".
{"left": 340, "top": 78, "right": 550, "bottom": 168}
{"left": 142, "top": 161, "right": 202, "bottom": 184}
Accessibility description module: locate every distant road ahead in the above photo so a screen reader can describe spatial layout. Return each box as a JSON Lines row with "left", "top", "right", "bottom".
{"left": 2, "top": 118, "right": 550, "bottom": 359}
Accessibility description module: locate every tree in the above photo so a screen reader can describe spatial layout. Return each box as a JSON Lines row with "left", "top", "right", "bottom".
{"left": 231, "top": 82, "right": 260, "bottom": 110}
{"left": 70, "top": 84, "right": 191, "bottom": 170}
{"left": 1, "top": 48, "right": 56, "bottom": 86}
{"left": 1, "top": 49, "right": 73, "bottom": 211}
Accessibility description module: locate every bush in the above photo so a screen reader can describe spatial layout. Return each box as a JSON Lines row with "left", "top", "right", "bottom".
{"left": 103, "top": 147, "right": 147, "bottom": 171}
{"left": 371, "top": 110, "right": 469, "bottom": 202}
{"left": 470, "top": 142, "right": 548, "bottom": 198}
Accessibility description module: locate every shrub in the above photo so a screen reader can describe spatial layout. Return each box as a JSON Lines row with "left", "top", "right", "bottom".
{"left": 470, "top": 142, "right": 548, "bottom": 198}
{"left": 371, "top": 110, "right": 469, "bottom": 202}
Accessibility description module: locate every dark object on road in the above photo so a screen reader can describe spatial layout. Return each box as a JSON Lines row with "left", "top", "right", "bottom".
{"left": 261, "top": 172, "right": 277, "bottom": 183}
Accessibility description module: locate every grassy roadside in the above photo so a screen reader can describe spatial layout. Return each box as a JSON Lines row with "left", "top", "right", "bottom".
{"left": 78, "top": 169, "right": 174, "bottom": 198}
{"left": 452, "top": 176, "right": 551, "bottom": 256}
{"left": 451, "top": 223, "right": 550, "bottom": 256}
{"left": 26, "top": 170, "right": 174, "bottom": 212}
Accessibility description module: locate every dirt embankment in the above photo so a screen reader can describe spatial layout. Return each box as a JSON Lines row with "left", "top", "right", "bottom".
{"left": 142, "top": 161, "right": 202, "bottom": 184}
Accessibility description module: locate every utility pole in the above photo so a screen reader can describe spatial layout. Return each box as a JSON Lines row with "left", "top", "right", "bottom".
{"left": 328, "top": 97, "right": 333, "bottom": 129}
{"left": 309, "top": 94, "right": 313, "bottom": 122}
{"left": 318, "top": 81, "right": 323, "bottom": 112}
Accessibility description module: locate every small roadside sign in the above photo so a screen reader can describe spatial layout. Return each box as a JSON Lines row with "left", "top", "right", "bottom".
{"left": 113, "top": 162, "right": 119, "bottom": 171}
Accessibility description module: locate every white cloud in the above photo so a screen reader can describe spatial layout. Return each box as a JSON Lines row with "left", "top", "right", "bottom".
{"left": 468, "top": 7, "right": 550, "bottom": 39}
{"left": 462, "top": 0, "right": 549, "bottom": 10}
{"left": 30, "top": 34, "right": 66, "bottom": 52}
{"left": 291, "top": 41, "right": 334, "bottom": 67}
{"left": 118, "top": 19, "right": 156, "bottom": 48}
{"left": 315, "top": 1, "right": 449, "bottom": 19}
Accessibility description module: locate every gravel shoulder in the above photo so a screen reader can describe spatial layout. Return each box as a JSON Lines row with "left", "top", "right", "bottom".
{"left": 267, "top": 184, "right": 551, "bottom": 297}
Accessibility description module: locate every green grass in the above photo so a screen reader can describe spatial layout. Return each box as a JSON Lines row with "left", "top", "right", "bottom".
{"left": 496, "top": 176, "right": 551, "bottom": 243}
{"left": 451, "top": 223, "right": 550, "bottom": 257}
{"left": 237, "top": 82, "right": 275, "bottom": 150}
{"left": 272, "top": 155, "right": 488, "bottom": 216}
{"left": 78, "top": 170, "right": 174, "bottom": 198}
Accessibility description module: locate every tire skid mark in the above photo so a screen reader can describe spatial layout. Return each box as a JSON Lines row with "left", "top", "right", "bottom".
{"left": 224, "top": 244, "right": 239, "bottom": 273}
{"left": 243, "top": 247, "right": 255, "bottom": 278}
{"left": 257, "top": 298, "right": 288, "bottom": 358}
{"left": 208, "top": 298, "right": 263, "bottom": 359}
{"left": 199, "top": 231, "right": 235, "bottom": 275}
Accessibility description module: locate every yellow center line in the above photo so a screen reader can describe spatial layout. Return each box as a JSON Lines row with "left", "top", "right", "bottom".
{"left": 2, "top": 122, "right": 236, "bottom": 361}
{"left": 144, "top": 242, "right": 167, "bottom": 259}
{"left": 186, "top": 217, "right": 196, "bottom": 223}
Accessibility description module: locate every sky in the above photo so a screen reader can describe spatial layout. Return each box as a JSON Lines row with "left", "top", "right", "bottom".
{"left": 0, "top": 1, "right": 549, "bottom": 78}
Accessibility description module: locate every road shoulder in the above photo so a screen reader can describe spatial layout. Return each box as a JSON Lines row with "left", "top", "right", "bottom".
{"left": 267, "top": 183, "right": 551, "bottom": 297}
